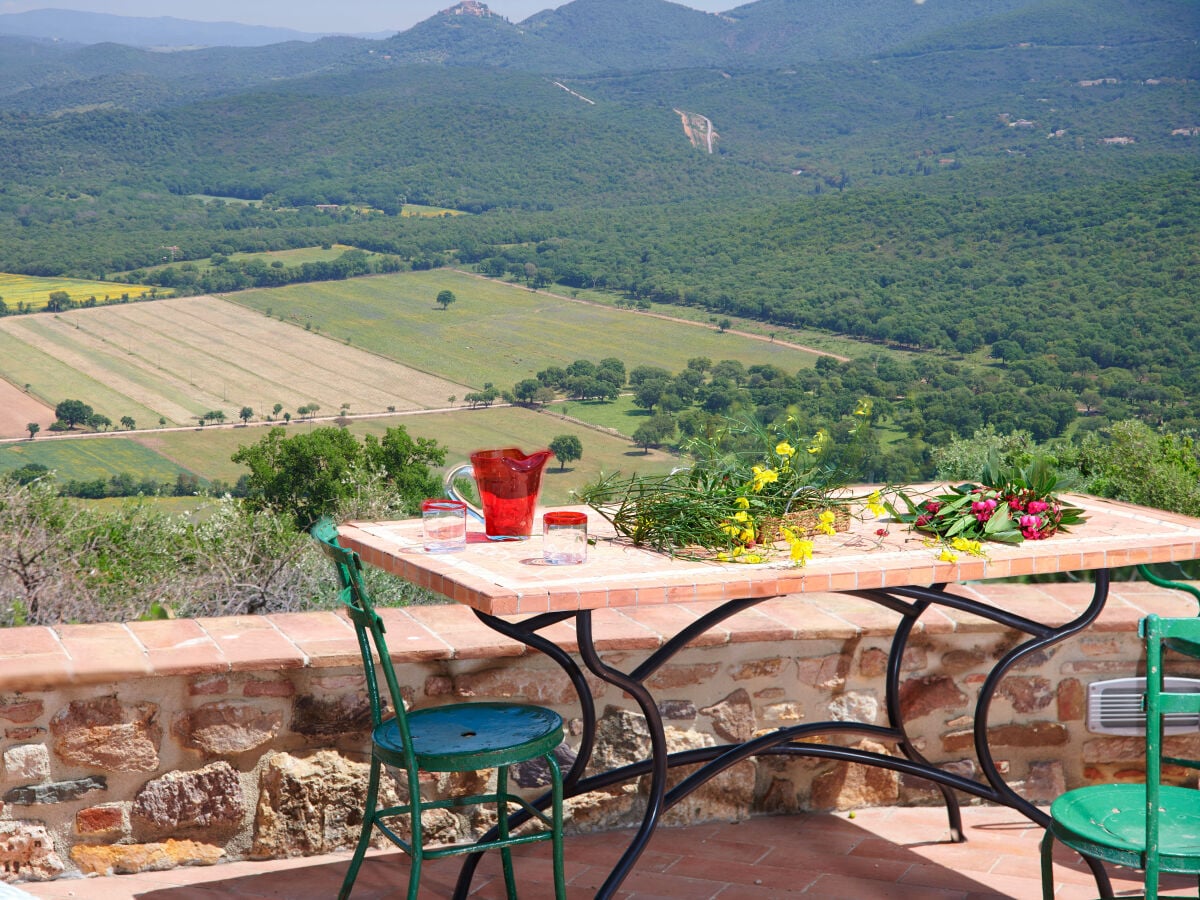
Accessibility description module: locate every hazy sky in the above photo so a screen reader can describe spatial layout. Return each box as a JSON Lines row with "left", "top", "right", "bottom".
{"left": 0, "top": 1, "right": 736, "bottom": 35}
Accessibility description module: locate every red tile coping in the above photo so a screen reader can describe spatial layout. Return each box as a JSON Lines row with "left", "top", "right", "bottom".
{"left": 0, "top": 581, "right": 1194, "bottom": 693}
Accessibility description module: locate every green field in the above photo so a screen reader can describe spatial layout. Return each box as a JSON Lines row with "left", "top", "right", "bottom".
{"left": 0, "top": 273, "right": 157, "bottom": 312}
{"left": 128, "top": 407, "right": 675, "bottom": 505}
{"left": 0, "top": 437, "right": 195, "bottom": 483}
{"left": 231, "top": 269, "right": 826, "bottom": 389}
{"left": 123, "top": 244, "right": 378, "bottom": 277}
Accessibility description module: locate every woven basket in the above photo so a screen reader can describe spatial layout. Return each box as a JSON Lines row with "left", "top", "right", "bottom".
{"left": 760, "top": 505, "right": 852, "bottom": 543}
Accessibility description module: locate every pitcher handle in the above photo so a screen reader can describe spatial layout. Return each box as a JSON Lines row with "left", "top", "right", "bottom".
{"left": 444, "top": 463, "right": 486, "bottom": 524}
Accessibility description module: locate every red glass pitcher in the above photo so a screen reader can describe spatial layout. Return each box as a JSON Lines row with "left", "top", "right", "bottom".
{"left": 444, "top": 447, "right": 552, "bottom": 540}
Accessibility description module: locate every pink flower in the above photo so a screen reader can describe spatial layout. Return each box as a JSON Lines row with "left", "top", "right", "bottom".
{"left": 924, "top": 501, "right": 941, "bottom": 515}
{"left": 1019, "top": 514, "right": 1045, "bottom": 539}
{"left": 971, "top": 498, "right": 997, "bottom": 522}
{"left": 1026, "top": 500, "right": 1049, "bottom": 515}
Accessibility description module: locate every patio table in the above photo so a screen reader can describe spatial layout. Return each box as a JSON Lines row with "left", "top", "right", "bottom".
{"left": 338, "top": 491, "right": 1200, "bottom": 899}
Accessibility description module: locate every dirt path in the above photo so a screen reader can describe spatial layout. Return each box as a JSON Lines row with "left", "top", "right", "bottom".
{"left": 452, "top": 270, "right": 851, "bottom": 362}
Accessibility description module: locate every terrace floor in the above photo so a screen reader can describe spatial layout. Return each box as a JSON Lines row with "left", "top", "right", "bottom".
{"left": 15, "top": 804, "right": 1191, "bottom": 899}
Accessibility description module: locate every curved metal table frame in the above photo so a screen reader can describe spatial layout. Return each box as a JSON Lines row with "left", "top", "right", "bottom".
{"left": 454, "top": 571, "right": 1116, "bottom": 899}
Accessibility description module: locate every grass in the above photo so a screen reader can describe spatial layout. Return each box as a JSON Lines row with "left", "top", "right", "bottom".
{"left": 230, "top": 269, "right": 827, "bottom": 389}
{"left": 555, "top": 396, "right": 651, "bottom": 434}
{"left": 0, "top": 437, "right": 194, "bottom": 483}
{"left": 0, "top": 274, "right": 157, "bottom": 312}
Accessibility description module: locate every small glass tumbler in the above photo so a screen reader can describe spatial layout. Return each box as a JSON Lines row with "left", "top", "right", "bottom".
{"left": 421, "top": 499, "right": 467, "bottom": 553}
{"left": 543, "top": 511, "right": 588, "bottom": 565}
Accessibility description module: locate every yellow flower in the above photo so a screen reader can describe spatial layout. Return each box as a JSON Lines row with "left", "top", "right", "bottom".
{"left": 733, "top": 510, "right": 751, "bottom": 523}
{"left": 938, "top": 548, "right": 959, "bottom": 563}
{"left": 741, "top": 552, "right": 765, "bottom": 564}
{"left": 750, "top": 465, "right": 778, "bottom": 492}
{"left": 807, "top": 429, "right": 827, "bottom": 454}
{"left": 788, "top": 537, "right": 814, "bottom": 565}
{"left": 816, "top": 510, "right": 837, "bottom": 536}
{"left": 734, "top": 496, "right": 750, "bottom": 510}
{"left": 866, "top": 490, "right": 886, "bottom": 518}
{"left": 739, "top": 528, "right": 756, "bottom": 544}
{"left": 951, "top": 537, "right": 985, "bottom": 557}
{"left": 775, "top": 441, "right": 796, "bottom": 458}
{"left": 854, "top": 398, "right": 873, "bottom": 417}
{"left": 720, "top": 521, "right": 741, "bottom": 537}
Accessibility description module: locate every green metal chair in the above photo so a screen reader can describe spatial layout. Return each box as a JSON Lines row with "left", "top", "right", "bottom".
{"left": 310, "top": 518, "right": 567, "bottom": 900}
{"left": 1040, "top": 613, "right": 1200, "bottom": 899}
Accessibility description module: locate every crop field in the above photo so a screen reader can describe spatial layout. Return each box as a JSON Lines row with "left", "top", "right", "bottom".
{"left": 0, "top": 273, "right": 157, "bottom": 312}
{"left": 0, "top": 436, "right": 193, "bottom": 484}
{"left": 129, "top": 406, "right": 675, "bottom": 505}
{"left": 0, "top": 297, "right": 468, "bottom": 437}
{"left": 232, "top": 269, "right": 825, "bottom": 389}
{"left": 124, "top": 244, "right": 376, "bottom": 276}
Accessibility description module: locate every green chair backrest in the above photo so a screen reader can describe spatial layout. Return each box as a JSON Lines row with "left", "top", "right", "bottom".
{"left": 1139, "top": 614, "right": 1200, "bottom": 883}
{"left": 310, "top": 517, "right": 418, "bottom": 772}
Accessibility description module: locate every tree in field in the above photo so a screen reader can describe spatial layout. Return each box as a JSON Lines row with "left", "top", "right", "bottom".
{"left": 55, "top": 399, "right": 93, "bottom": 429}
{"left": 86, "top": 413, "right": 111, "bottom": 431}
{"left": 436, "top": 290, "right": 457, "bottom": 310}
{"left": 549, "top": 435, "right": 583, "bottom": 471}
{"left": 120, "top": 416, "right": 135, "bottom": 431}
{"left": 232, "top": 425, "right": 445, "bottom": 528}
{"left": 282, "top": 412, "right": 291, "bottom": 424}
{"left": 632, "top": 414, "right": 676, "bottom": 453}
{"left": 46, "top": 290, "right": 72, "bottom": 312}
{"left": 26, "top": 423, "right": 39, "bottom": 440}
{"left": 240, "top": 406, "right": 254, "bottom": 425}
{"left": 272, "top": 403, "right": 284, "bottom": 419}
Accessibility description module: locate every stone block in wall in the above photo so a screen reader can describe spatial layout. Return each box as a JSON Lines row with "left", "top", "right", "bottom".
{"left": 131, "top": 762, "right": 243, "bottom": 840}
{"left": 0, "top": 699, "right": 43, "bottom": 725}
{"left": 4, "top": 777, "right": 105, "bottom": 806}
{"left": 290, "top": 692, "right": 371, "bottom": 739}
{"left": 75, "top": 805, "right": 125, "bottom": 839}
{"left": 0, "top": 822, "right": 64, "bottom": 883}
{"left": 828, "top": 691, "right": 879, "bottom": 725}
{"left": 50, "top": 698, "right": 160, "bottom": 773}
{"left": 171, "top": 702, "right": 282, "bottom": 756}
{"left": 70, "top": 839, "right": 223, "bottom": 875}
{"left": 996, "top": 676, "right": 1053, "bottom": 713}
{"left": 899, "top": 675, "right": 967, "bottom": 721}
{"left": 452, "top": 666, "right": 583, "bottom": 705}
{"left": 252, "top": 749, "right": 404, "bottom": 858}
{"left": 649, "top": 728, "right": 755, "bottom": 827}
{"left": 700, "top": 689, "right": 755, "bottom": 743}
{"left": 1056, "top": 678, "right": 1085, "bottom": 721}
{"left": 2, "top": 746, "right": 49, "bottom": 782}
{"left": 797, "top": 653, "right": 848, "bottom": 689}
{"left": 590, "top": 706, "right": 649, "bottom": 774}
{"left": 810, "top": 740, "right": 899, "bottom": 810}
{"left": 1013, "top": 760, "right": 1065, "bottom": 804}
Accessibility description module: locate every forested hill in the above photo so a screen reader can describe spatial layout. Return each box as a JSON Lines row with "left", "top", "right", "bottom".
{"left": 2, "top": 0, "right": 1197, "bottom": 111}
{"left": 1, "top": 0, "right": 1198, "bottom": 443}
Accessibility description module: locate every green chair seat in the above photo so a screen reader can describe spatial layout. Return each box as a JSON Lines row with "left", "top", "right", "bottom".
{"left": 1050, "top": 784, "right": 1200, "bottom": 871}
{"left": 378, "top": 702, "right": 563, "bottom": 772}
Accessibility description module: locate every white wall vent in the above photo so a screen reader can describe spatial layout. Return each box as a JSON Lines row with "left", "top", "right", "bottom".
{"left": 1086, "top": 676, "right": 1200, "bottom": 735}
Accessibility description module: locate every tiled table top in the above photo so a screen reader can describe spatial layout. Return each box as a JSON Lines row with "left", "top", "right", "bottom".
{"left": 339, "top": 492, "right": 1200, "bottom": 616}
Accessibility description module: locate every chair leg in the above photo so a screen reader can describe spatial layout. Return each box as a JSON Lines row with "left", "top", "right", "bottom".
{"left": 548, "top": 752, "right": 566, "bottom": 900}
{"left": 497, "top": 766, "right": 519, "bottom": 899}
{"left": 340, "top": 757, "right": 383, "bottom": 900}
{"left": 1039, "top": 829, "right": 1056, "bottom": 900}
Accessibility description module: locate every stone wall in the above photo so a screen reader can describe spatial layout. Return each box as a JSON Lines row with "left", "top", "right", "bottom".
{"left": 1, "top": 579, "right": 1196, "bottom": 886}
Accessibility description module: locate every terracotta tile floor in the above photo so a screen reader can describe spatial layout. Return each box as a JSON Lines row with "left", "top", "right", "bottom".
{"left": 14, "top": 805, "right": 1195, "bottom": 899}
